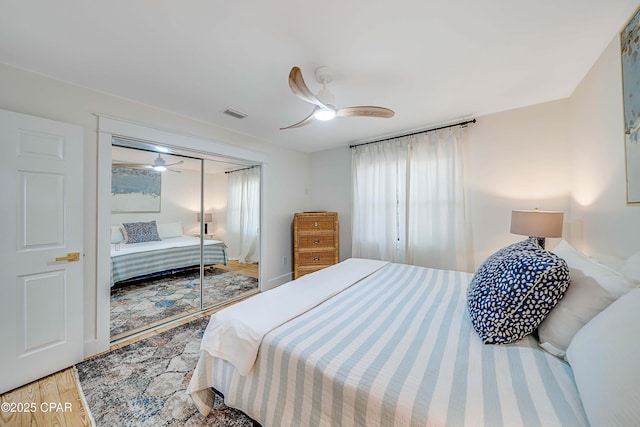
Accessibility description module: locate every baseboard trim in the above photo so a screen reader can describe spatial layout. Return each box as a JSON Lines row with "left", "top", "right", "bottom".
{"left": 263, "top": 272, "right": 292, "bottom": 291}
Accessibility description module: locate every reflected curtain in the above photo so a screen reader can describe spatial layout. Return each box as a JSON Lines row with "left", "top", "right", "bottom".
{"left": 351, "top": 127, "right": 474, "bottom": 272}
{"left": 226, "top": 167, "right": 260, "bottom": 264}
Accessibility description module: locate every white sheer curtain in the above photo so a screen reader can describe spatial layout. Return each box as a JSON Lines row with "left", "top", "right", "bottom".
{"left": 352, "top": 127, "right": 474, "bottom": 272}
{"left": 352, "top": 139, "right": 409, "bottom": 263}
{"left": 226, "top": 166, "right": 260, "bottom": 264}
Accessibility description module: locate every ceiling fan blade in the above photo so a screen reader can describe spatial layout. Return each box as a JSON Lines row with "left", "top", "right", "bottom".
{"left": 280, "top": 107, "right": 318, "bottom": 130}
{"left": 112, "top": 163, "right": 153, "bottom": 169}
{"left": 167, "top": 168, "right": 182, "bottom": 173}
{"left": 288, "top": 67, "right": 328, "bottom": 108}
{"left": 336, "top": 106, "right": 395, "bottom": 118}
{"left": 165, "top": 160, "right": 184, "bottom": 167}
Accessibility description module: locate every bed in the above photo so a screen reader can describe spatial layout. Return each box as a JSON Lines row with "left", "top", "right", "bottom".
{"left": 188, "top": 242, "right": 639, "bottom": 426}
{"left": 110, "top": 236, "right": 228, "bottom": 286}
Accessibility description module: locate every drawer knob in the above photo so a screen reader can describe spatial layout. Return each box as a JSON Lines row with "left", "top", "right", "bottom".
{"left": 313, "top": 239, "right": 320, "bottom": 244}
{"left": 312, "top": 222, "right": 319, "bottom": 227}
{"left": 313, "top": 257, "right": 320, "bottom": 261}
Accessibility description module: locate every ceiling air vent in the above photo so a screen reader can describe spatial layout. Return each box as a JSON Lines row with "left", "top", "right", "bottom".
{"left": 223, "top": 108, "right": 248, "bottom": 119}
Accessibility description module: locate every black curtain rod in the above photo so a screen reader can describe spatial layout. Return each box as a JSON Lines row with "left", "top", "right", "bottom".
{"left": 225, "top": 165, "right": 258, "bottom": 174}
{"left": 349, "top": 118, "right": 476, "bottom": 149}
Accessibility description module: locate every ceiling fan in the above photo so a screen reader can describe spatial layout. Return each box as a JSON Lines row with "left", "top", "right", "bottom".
{"left": 112, "top": 154, "right": 184, "bottom": 173}
{"left": 281, "top": 66, "right": 395, "bottom": 130}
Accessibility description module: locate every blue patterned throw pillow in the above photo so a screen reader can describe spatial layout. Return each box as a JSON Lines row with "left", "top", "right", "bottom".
{"left": 121, "top": 220, "right": 161, "bottom": 244}
{"left": 467, "top": 238, "right": 570, "bottom": 344}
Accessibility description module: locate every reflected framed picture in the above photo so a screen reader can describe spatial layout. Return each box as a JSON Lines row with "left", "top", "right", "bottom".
{"left": 621, "top": 7, "right": 640, "bottom": 205}
{"left": 111, "top": 167, "right": 161, "bottom": 213}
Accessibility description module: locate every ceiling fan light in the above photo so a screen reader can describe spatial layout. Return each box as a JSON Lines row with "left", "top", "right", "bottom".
{"left": 153, "top": 155, "right": 167, "bottom": 171}
{"left": 314, "top": 108, "right": 336, "bottom": 121}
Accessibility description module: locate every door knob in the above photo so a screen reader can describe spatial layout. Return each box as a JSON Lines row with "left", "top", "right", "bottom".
{"left": 56, "top": 252, "right": 80, "bottom": 262}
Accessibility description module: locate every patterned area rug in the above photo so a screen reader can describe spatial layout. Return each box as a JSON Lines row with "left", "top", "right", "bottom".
{"left": 111, "top": 267, "right": 258, "bottom": 336}
{"left": 76, "top": 317, "right": 255, "bottom": 426}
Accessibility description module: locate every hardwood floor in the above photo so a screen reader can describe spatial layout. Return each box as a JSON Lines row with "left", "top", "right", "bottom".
{"left": 217, "top": 260, "right": 259, "bottom": 279}
{"left": 0, "top": 369, "right": 93, "bottom": 427}
{"left": 0, "top": 261, "right": 260, "bottom": 426}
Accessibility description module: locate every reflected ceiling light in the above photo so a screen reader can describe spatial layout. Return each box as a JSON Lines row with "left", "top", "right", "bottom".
{"left": 153, "top": 155, "right": 167, "bottom": 171}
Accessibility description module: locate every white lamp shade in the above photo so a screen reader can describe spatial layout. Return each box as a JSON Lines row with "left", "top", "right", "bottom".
{"left": 196, "top": 212, "right": 213, "bottom": 223}
{"left": 510, "top": 210, "right": 563, "bottom": 238}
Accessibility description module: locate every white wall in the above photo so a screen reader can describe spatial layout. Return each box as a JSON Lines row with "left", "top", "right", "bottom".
{"left": 0, "top": 62, "right": 309, "bottom": 355}
{"left": 263, "top": 156, "right": 310, "bottom": 277}
{"left": 309, "top": 146, "right": 352, "bottom": 261}
{"left": 206, "top": 171, "right": 229, "bottom": 242}
{"left": 467, "top": 99, "right": 572, "bottom": 265}
{"left": 569, "top": 36, "right": 640, "bottom": 259}
{"left": 111, "top": 168, "right": 203, "bottom": 231}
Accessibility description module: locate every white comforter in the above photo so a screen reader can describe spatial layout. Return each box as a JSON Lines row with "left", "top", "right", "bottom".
{"left": 199, "top": 258, "right": 388, "bottom": 375}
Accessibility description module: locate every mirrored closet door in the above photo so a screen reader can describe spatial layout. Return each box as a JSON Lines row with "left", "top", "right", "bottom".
{"left": 199, "top": 160, "right": 260, "bottom": 310}
{"left": 109, "top": 140, "right": 260, "bottom": 341}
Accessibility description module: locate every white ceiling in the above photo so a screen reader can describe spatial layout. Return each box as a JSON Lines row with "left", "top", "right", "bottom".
{"left": 1, "top": 1, "right": 639, "bottom": 153}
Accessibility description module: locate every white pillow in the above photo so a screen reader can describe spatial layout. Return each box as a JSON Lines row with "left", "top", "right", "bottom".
{"left": 566, "top": 288, "right": 640, "bottom": 426}
{"left": 590, "top": 253, "right": 625, "bottom": 271}
{"left": 620, "top": 251, "right": 640, "bottom": 284}
{"left": 157, "top": 222, "right": 183, "bottom": 239}
{"left": 551, "top": 240, "right": 635, "bottom": 299}
{"left": 537, "top": 268, "right": 615, "bottom": 357}
{"left": 110, "top": 225, "right": 124, "bottom": 243}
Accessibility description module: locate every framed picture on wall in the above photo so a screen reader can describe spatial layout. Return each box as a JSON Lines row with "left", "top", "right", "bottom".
{"left": 621, "top": 7, "right": 640, "bottom": 205}
{"left": 111, "top": 167, "right": 161, "bottom": 213}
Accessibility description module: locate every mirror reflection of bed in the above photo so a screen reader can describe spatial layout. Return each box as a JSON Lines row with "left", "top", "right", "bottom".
{"left": 110, "top": 143, "right": 260, "bottom": 341}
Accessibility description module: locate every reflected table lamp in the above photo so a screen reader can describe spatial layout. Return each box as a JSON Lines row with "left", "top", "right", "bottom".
{"left": 510, "top": 209, "right": 563, "bottom": 249}
{"left": 196, "top": 212, "right": 213, "bottom": 235}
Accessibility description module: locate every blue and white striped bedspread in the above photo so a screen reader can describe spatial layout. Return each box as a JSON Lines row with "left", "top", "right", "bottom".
{"left": 110, "top": 241, "right": 227, "bottom": 286}
{"left": 190, "top": 262, "right": 588, "bottom": 426}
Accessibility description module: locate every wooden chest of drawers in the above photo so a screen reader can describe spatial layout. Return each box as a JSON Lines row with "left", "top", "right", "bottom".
{"left": 293, "top": 212, "right": 339, "bottom": 279}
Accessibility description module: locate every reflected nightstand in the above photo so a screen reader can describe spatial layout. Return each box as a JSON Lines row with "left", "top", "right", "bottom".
{"left": 193, "top": 233, "right": 216, "bottom": 240}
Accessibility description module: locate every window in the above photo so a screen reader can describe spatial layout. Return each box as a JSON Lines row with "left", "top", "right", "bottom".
{"left": 351, "top": 127, "right": 473, "bottom": 271}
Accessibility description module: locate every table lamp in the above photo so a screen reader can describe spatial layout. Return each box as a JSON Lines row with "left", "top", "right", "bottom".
{"left": 196, "top": 212, "right": 213, "bottom": 235}
{"left": 510, "top": 209, "right": 563, "bottom": 249}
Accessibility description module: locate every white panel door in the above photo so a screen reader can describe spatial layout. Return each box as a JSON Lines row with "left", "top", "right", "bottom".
{"left": 0, "top": 109, "right": 84, "bottom": 394}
